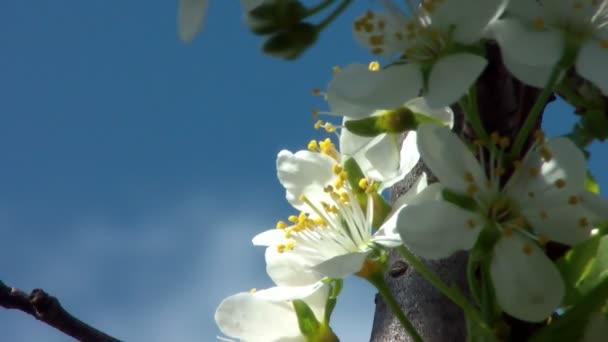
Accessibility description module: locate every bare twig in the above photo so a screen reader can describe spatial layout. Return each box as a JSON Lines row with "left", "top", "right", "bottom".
{"left": 0, "top": 280, "right": 123, "bottom": 342}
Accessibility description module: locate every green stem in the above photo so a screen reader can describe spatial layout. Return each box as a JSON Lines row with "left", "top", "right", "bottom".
{"left": 510, "top": 63, "right": 566, "bottom": 158}
{"left": 305, "top": 0, "right": 336, "bottom": 17}
{"left": 397, "top": 246, "right": 482, "bottom": 322}
{"left": 316, "top": 0, "right": 352, "bottom": 31}
{"left": 467, "top": 256, "right": 482, "bottom": 306}
{"left": 367, "top": 273, "right": 424, "bottom": 342}
{"left": 465, "top": 86, "right": 489, "bottom": 144}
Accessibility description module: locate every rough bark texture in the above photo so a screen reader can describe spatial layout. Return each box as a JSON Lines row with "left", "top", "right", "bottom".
{"left": 369, "top": 43, "right": 543, "bottom": 342}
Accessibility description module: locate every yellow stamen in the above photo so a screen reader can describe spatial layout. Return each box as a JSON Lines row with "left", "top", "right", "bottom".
{"left": 308, "top": 140, "right": 318, "bottom": 151}
{"left": 332, "top": 66, "right": 341, "bottom": 74}
{"left": 555, "top": 179, "right": 566, "bottom": 188}
{"left": 522, "top": 244, "right": 533, "bottom": 256}
{"left": 368, "top": 61, "right": 380, "bottom": 71}
{"left": 358, "top": 178, "right": 369, "bottom": 190}
{"left": 276, "top": 220, "right": 287, "bottom": 229}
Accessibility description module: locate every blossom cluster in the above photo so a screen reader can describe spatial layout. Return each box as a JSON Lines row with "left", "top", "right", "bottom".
{"left": 208, "top": 0, "right": 608, "bottom": 340}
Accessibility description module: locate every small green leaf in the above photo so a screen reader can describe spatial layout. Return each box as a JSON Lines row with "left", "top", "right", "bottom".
{"left": 262, "top": 23, "right": 318, "bottom": 60}
{"left": 292, "top": 299, "right": 321, "bottom": 337}
{"left": 556, "top": 234, "right": 603, "bottom": 305}
{"left": 248, "top": 0, "right": 307, "bottom": 35}
{"left": 441, "top": 189, "right": 478, "bottom": 212}
{"left": 585, "top": 171, "right": 600, "bottom": 194}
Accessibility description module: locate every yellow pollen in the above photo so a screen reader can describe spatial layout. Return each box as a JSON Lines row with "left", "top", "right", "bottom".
{"left": 332, "top": 164, "right": 343, "bottom": 175}
{"left": 250, "top": 288, "right": 257, "bottom": 293}
{"left": 430, "top": 29, "right": 441, "bottom": 41}
{"left": 574, "top": 1, "right": 584, "bottom": 9}
{"left": 285, "top": 239, "right": 295, "bottom": 251}
{"left": 365, "top": 10, "right": 374, "bottom": 20}
{"left": 406, "top": 21, "right": 416, "bottom": 32}
{"left": 277, "top": 244, "right": 286, "bottom": 253}
{"left": 467, "top": 184, "right": 479, "bottom": 195}
{"left": 404, "top": 47, "right": 416, "bottom": 56}
{"left": 533, "top": 17, "right": 545, "bottom": 30}
{"left": 473, "top": 139, "right": 485, "bottom": 147}
{"left": 499, "top": 136, "right": 511, "bottom": 148}
{"left": 340, "top": 192, "right": 349, "bottom": 203}
{"left": 369, "top": 61, "right": 381, "bottom": 71}
{"left": 539, "top": 210, "right": 548, "bottom": 219}
{"left": 332, "top": 66, "right": 341, "bottom": 74}
{"left": 495, "top": 166, "right": 506, "bottom": 176}
{"left": 514, "top": 216, "right": 527, "bottom": 228}
{"left": 522, "top": 244, "right": 534, "bottom": 256}
{"left": 555, "top": 179, "right": 566, "bottom": 188}
{"left": 288, "top": 215, "right": 299, "bottom": 223}
{"left": 358, "top": 178, "right": 369, "bottom": 190}
{"left": 323, "top": 185, "right": 334, "bottom": 193}
{"left": 276, "top": 220, "right": 287, "bottom": 229}
{"left": 568, "top": 196, "right": 580, "bottom": 205}
{"left": 534, "top": 130, "right": 545, "bottom": 143}
{"left": 395, "top": 32, "right": 404, "bottom": 40}
{"left": 323, "top": 123, "right": 337, "bottom": 133}
{"left": 369, "top": 35, "right": 384, "bottom": 46}
{"left": 528, "top": 167, "right": 539, "bottom": 177}
{"left": 538, "top": 235, "right": 549, "bottom": 246}
{"left": 540, "top": 147, "right": 553, "bottom": 161}
{"left": 372, "top": 47, "right": 384, "bottom": 55}
{"left": 307, "top": 140, "right": 318, "bottom": 151}
{"left": 466, "top": 219, "right": 476, "bottom": 229}
{"left": 579, "top": 217, "right": 590, "bottom": 228}
{"left": 601, "top": 40, "right": 608, "bottom": 49}
{"left": 421, "top": 0, "right": 435, "bottom": 12}
{"left": 513, "top": 160, "right": 522, "bottom": 170}
{"left": 314, "top": 120, "right": 324, "bottom": 130}
{"left": 312, "top": 107, "right": 319, "bottom": 119}
{"left": 334, "top": 177, "right": 344, "bottom": 190}
{"left": 503, "top": 227, "right": 514, "bottom": 237}
{"left": 464, "top": 172, "right": 474, "bottom": 183}
{"left": 364, "top": 23, "right": 373, "bottom": 33}
{"left": 339, "top": 171, "right": 348, "bottom": 180}
{"left": 312, "top": 88, "right": 321, "bottom": 96}
{"left": 378, "top": 20, "right": 385, "bottom": 30}
{"left": 491, "top": 131, "right": 500, "bottom": 145}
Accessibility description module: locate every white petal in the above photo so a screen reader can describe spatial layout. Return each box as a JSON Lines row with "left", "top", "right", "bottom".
{"left": 505, "top": 0, "right": 544, "bottom": 20}
{"left": 362, "top": 133, "right": 402, "bottom": 185}
{"left": 254, "top": 282, "right": 326, "bottom": 301}
{"left": 577, "top": 41, "right": 608, "bottom": 96}
{"left": 177, "top": 0, "right": 209, "bottom": 43}
{"left": 405, "top": 97, "right": 454, "bottom": 128}
{"left": 327, "top": 63, "right": 422, "bottom": 119}
{"left": 426, "top": 53, "right": 487, "bottom": 107}
{"left": 490, "top": 19, "right": 563, "bottom": 67}
{"left": 507, "top": 137, "right": 586, "bottom": 206}
{"left": 312, "top": 251, "right": 370, "bottom": 279}
{"left": 352, "top": 11, "right": 409, "bottom": 58}
{"left": 215, "top": 292, "right": 303, "bottom": 341}
{"left": 253, "top": 229, "right": 285, "bottom": 247}
{"left": 276, "top": 150, "right": 335, "bottom": 212}
{"left": 396, "top": 200, "right": 481, "bottom": 259}
{"left": 581, "top": 191, "right": 608, "bottom": 221}
{"left": 490, "top": 234, "right": 564, "bottom": 322}
{"left": 451, "top": 0, "right": 508, "bottom": 44}
{"left": 522, "top": 203, "right": 595, "bottom": 245}
{"left": 501, "top": 51, "right": 553, "bottom": 88}
{"left": 416, "top": 124, "right": 486, "bottom": 193}
{"left": 265, "top": 247, "right": 323, "bottom": 287}
{"left": 374, "top": 174, "right": 428, "bottom": 247}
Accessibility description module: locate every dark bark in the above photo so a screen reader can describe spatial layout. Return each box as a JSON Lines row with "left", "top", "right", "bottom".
{"left": 0, "top": 280, "right": 123, "bottom": 342}
{"left": 370, "top": 42, "right": 544, "bottom": 342}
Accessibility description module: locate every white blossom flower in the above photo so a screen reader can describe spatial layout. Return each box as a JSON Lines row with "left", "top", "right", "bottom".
{"left": 491, "top": 0, "right": 608, "bottom": 93}
{"left": 396, "top": 123, "right": 608, "bottom": 322}
{"left": 324, "top": 64, "right": 453, "bottom": 189}
{"left": 350, "top": 0, "right": 507, "bottom": 106}
{"left": 253, "top": 137, "right": 427, "bottom": 280}
{"left": 215, "top": 250, "right": 329, "bottom": 342}
{"left": 177, "top": 0, "right": 209, "bottom": 43}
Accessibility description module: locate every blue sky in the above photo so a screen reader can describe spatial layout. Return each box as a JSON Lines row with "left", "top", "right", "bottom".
{"left": 0, "top": 1, "right": 606, "bottom": 342}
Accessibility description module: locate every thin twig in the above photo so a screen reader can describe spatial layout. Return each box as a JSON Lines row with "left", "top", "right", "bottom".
{"left": 0, "top": 280, "right": 123, "bottom": 342}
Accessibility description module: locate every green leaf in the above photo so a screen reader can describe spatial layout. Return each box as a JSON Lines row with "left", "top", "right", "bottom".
{"left": 585, "top": 171, "right": 600, "bottom": 194}
{"left": 292, "top": 299, "right": 321, "bottom": 337}
{"left": 557, "top": 234, "right": 603, "bottom": 305}
{"left": 262, "top": 23, "right": 318, "bottom": 60}
{"left": 530, "top": 277, "right": 608, "bottom": 342}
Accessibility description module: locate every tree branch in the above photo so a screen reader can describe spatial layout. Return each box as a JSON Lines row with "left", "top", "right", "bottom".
{"left": 0, "top": 280, "right": 123, "bottom": 342}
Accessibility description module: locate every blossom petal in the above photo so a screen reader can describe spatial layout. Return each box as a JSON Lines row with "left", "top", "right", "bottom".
{"left": 405, "top": 97, "right": 454, "bottom": 128}
{"left": 416, "top": 124, "right": 486, "bottom": 193}
{"left": 362, "top": 133, "right": 403, "bottom": 186}
{"left": 449, "top": 0, "right": 508, "bottom": 44}
{"left": 312, "top": 251, "right": 370, "bottom": 279}
{"left": 253, "top": 229, "right": 285, "bottom": 247}
{"left": 276, "top": 150, "right": 335, "bottom": 212}
{"left": 490, "top": 19, "right": 563, "bottom": 67}
{"left": 490, "top": 234, "right": 564, "bottom": 322}
{"left": 577, "top": 41, "right": 608, "bottom": 96}
{"left": 215, "top": 292, "right": 304, "bottom": 341}
{"left": 501, "top": 52, "right": 553, "bottom": 87}
{"left": 507, "top": 137, "right": 586, "bottom": 206}
{"left": 177, "top": 0, "right": 209, "bottom": 43}
{"left": 522, "top": 203, "right": 595, "bottom": 246}
{"left": 396, "top": 199, "right": 481, "bottom": 259}
{"left": 254, "top": 282, "right": 326, "bottom": 302}
{"left": 265, "top": 247, "right": 323, "bottom": 286}
{"left": 426, "top": 53, "right": 487, "bottom": 107}
{"left": 374, "top": 174, "right": 428, "bottom": 247}
{"left": 327, "top": 63, "right": 422, "bottom": 119}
